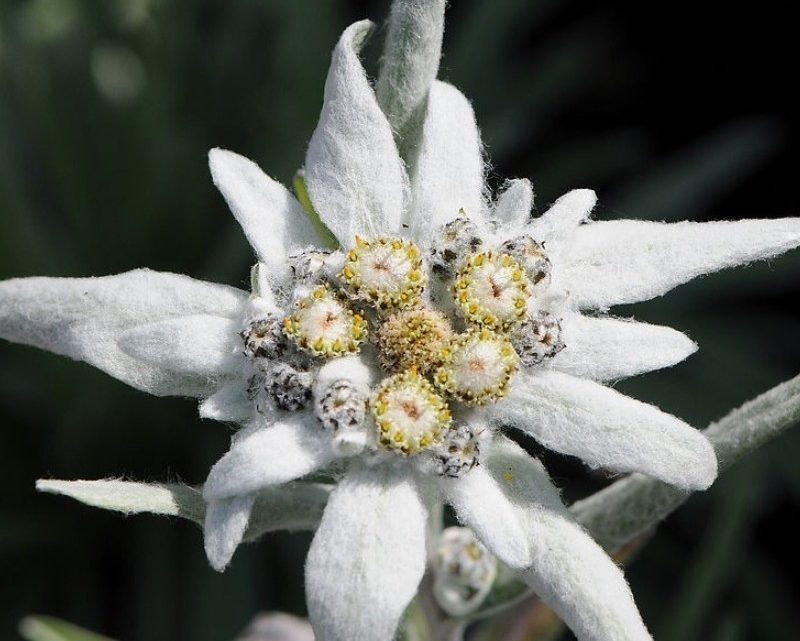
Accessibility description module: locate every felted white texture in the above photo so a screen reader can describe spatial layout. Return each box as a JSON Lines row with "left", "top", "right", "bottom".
{"left": 491, "top": 178, "right": 534, "bottom": 233}
{"left": 203, "top": 419, "right": 334, "bottom": 501}
{"left": 313, "top": 355, "right": 375, "bottom": 393}
{"left": 209, "top": 148, "right": 321, "bottom": 281}
{"left": 118, "top": 314, "right": 241, "bottom": 379}
{"left": 199, "top": 381, "right": 254, "bottom": 423}
{"left": 305, "top": 465, "right": 427, "bottom": 641}
{"left": 438, "top": 465, "right": 531, "bottom": 570}
{"left": 204, "top": 494, "right": 256, "bottom": 571}
{"left": 409, "top": 81, "right": 485, "bottom": 248}
{"left": 375, "top": 0, "right": 445, "bottom": 141}
{"left": 528, "top": 189, "right": 597, "bottom": 242}
{"left": 549, "top": 313, "right": 697, "bottom": 382}
{"left": 489, "top": 370, "right": 718, "bottom": 490}
{"left": 554, "top": 217, "right": 800, "bottom": 309}
{"left": 0, "top": 269, "right": 247, "bottom": 397}
{"left": 36, "top": 479, "right": 205, "bottom": 521}
{"left": 486, "top": 438, "right": 653, "bottom": 641}
{"left": 304, "top": 21, "right": 408, "bottom": 247}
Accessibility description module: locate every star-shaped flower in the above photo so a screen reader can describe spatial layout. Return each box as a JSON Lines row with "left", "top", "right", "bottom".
{"left": 2, "top": 20, "right": 800, "bottom": 641}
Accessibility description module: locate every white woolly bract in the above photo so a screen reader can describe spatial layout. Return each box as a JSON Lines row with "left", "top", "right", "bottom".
{"left": 528, "top": 189, "right": 597, "bottom": 242}
{"left": 0, "top": 269, "right": 247, "bottom": 397}
{"left": 314, "top": 355, "right": 375, "bottom": 393}
{"left": 204, "top": 494, "right": 255, "bottom": 572}
{"left": 118, "top": 314, "right": 241, "bottom": 379}
{"left": 304, "top": 21, "right": 408, "bottom": 246}
{"left": 489, "top": 370, "right": 718, "bottom": 490}
{"left": 491, "top": 178, "right": 534, "bottom": 234}
{"left": 203, "top": 419, "right": 335, "bottom": 501}
{"left": 199, "top": 381, "right": 255, "bottom": 423}
{"left": 409, "top": 80, "right": 486, "bottom": 248}
{"left": 305, "top": 465, "right": 427, "bottom": 641}
{"left": 554, "top": 217, "right": 800, "bottom": 309}
{"left": 549, "top": 313, "right": 698, "bottom": 382}
{"left": 209, "top": 148, "right": 321, "bottom": 283}
{"left": 439, "top": 465, "right": 532, "bottom": 570}
{"left": 485, "top": 438, "right": 653, "bottom": 641}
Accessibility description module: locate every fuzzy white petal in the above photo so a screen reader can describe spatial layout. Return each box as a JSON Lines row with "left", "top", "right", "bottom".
{"left": 491, "top": 178, "right": 534, "bottom": 233}
{"left": 306, "top": 465, "right": 427, "bottom": 641}
{"left": 556, "top": 217, "right": 800, "bottom": 309}
{"left": 0, "top": 269, "right": 246, "bottom": 397}
{"left": 209, "top": 149, "right": 321, "bottom": 278}
{"left": 304, "top": 21, "right": 408, "bottom": 246}
{"left": 199, "top": 381, "right": 254, "bottom": 423}
{"left": 550, "top": 313, "right": 697, "bottom": 382}
{"left": 118, "top": 314, "right": 241, "bottom": 379}
{"left": 529, "top": 189, "right": 597, "bottom": 242}
{"left": 204, "top": 494, "right": 256, "bottom": 572}
{"left": 203, "top": 419, "right": 334, "bottom": 501}
{"left": 409, "top": 81, "right": 485, "bottom": 247}
{"left": 439, "top": 465, "right": 531, "bottom": 569}
{"left": 489, "top": 370, "right": 717, "bottom": 490}
{"left": 486, "top": 438, "right": 653, "bottom": 641}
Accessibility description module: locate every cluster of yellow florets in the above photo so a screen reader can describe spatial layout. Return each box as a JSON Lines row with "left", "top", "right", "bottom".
{"left": 375, "top": 307, "right": 453, "bottom": 375}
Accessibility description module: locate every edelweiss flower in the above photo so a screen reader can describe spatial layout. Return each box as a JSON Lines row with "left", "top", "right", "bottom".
{"left": 2, "top": 20, "right": 800, "bottom": 641}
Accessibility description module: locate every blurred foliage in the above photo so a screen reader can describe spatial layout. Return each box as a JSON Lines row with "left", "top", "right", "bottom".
{"left": 0, "top": 0, "right": 798, "bottom": 640}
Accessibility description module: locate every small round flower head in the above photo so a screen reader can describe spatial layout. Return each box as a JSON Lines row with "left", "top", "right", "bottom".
{"left": 499, "top": 235, "right": 552, "bottom": 285}
{"left": 433, "top": 527, "right": 497, "bottom": 617}
{"left": 375, "top": 307, "right": 453, "bottom": 375}
{"left": 453, "top": 251, "right": 531, "bottom": 330}
{"left": 283, "top": 286, "right": 367, "bottom": 357}
{"left": 339, "top": 236, "right": 425, "bottom": 310}
{"left": 512, "top": 311, "right": 566, "bottom": 367}
{"left": 288, "top": 249, "right": 334, "bottom": 286}
{"left": 429, "top": 216, "right": 483, "bottom": 277}
{"left": 261, "top": 362, "right": 313, "bottom": 411}
{"left": 432, "top": 424, "right": 481, "bottom": 478}
{"left": 241, "top": 315, "right": 286, "bottom": 360}
{"left": 316, "top": 379, "right": 368, "bottom": 432}
{"left": 372, "top": 369, "right": 451, "bottom": 455}
{"left": 435, "top": 328, "right": 519, "bottom": 405}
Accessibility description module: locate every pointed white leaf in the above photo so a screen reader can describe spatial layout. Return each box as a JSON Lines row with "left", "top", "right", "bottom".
{"left": 304, "top": 21, "right": 408, "bottom": 246}
{"left": 438, "top": 465, "right": 531, "bottom": 569}
{"left": 199, "top": 381, "right": 254, "bottom": 423}
{"left": 491, "top": 178, "right": 533, "bottom": 233}
{"left": 486, "top": 438, "right": 653, "bottom": 641}
{"left": 36, "top": 479, "right": 205, "bottom": 522}
{"left": 204, "top": 494, "right": 256, "bottom": 571}
{"left": 0, "top": 269, "right": 247, "bottom": 397}
{"left": 306, "top": 465, "right": 427, "bottom": 641}
{"left": 209, "top": 148, "right": 321, "bottom": 277}
{"left": 409, "top": 81, "right": 486, "bottom": 248}
{"left": 203, "top": 419, "right": 335, "bottom": 501}
{"left": 555, "top": 217, "right": 800, "bottom": 309}
{"left": 550, "top": 313, "right": 697, "bottom": 382}
{"left": 528, "top": 189, "right": 596, "bottom": 242}
{"left": 118, "top": 314, "right": 241, "bottom": 379}
{"left": 488, "top": 370, "right": 717, "bottom": 490}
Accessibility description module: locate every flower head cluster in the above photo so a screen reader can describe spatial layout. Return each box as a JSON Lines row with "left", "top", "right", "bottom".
{"left": 2, "top": 17, "right": 800, "bottom": 641}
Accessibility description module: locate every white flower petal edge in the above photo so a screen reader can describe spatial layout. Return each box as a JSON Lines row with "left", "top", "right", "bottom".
{"left": 492, "top": 178, "right": 534, "bottom": 234}
{"left": 554, "top": 217, "right": 800, "bottom": 309}
{"left": 486, "top": 438, "right": 652, "bottom": 641}
{"left": 488, "top": 370, "right": 718, "bottom": 490}
{"left": 209, "top": 148, "right": 321, "bottom": 283}
{"left": 204, "top": 494, "right": 256, "bottom": 572}
{"left": 439, "top": 464, "right": 532, "bottom": 569}
{"left": 409, "top": 80, "right": 486, "bottom": 248}
{"left": 304, "top": 20, "right": 408, "bottom": 246}
{"left": 118, "top": 314, "right": 242, "bottom": 379}
{"left": 550, "top": 313, "right": 698, "bottom": 382}
{"left": 0, "top": 269, "right": 247, "bottom": 397}
{"left": 199, "top": 381, "right": 255, "bottom": 423}
{"left": 305, "top": 465, "right": 427, "bottom": 641}
{"left": 202, "top": 418, "right": 335, "bottom": 501}
{"left": 528, "top": 188, "right": 597, "bottom": 242}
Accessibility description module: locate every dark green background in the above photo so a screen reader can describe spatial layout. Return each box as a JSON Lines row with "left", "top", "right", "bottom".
{"left": 1, "top": 1, "right": 798, "bottom": 639}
